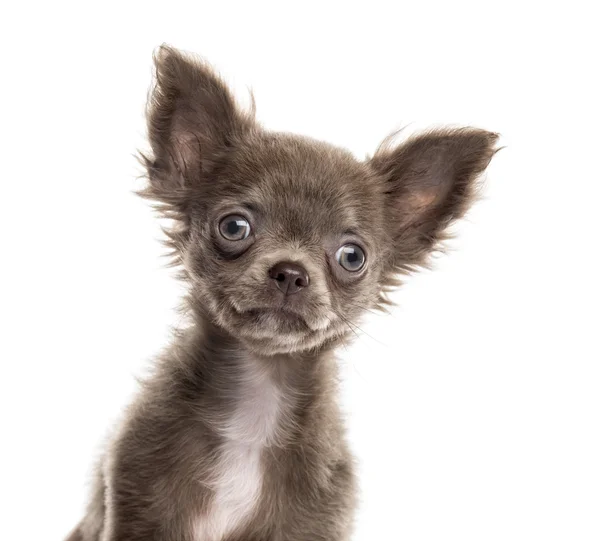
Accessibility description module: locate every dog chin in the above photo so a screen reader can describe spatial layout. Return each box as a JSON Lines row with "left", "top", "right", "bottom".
{"left": 238, "top": 306, "right": 311, "bottom": 335}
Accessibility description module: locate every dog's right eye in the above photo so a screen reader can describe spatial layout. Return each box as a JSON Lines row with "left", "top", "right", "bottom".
{"left": 219, "top": 215, "right": 251, "bottom": 241}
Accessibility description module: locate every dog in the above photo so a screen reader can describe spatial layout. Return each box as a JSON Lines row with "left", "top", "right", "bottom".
{"left": 66, "top": 45, "right": 498, "bottom": 541}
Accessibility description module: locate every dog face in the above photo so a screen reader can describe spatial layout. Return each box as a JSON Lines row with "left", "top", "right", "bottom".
{"left": 141, "top": 46, "right": 498, "bottom": 355}
{"left": 181, "top": 132, "right": 386, "bottom": 354}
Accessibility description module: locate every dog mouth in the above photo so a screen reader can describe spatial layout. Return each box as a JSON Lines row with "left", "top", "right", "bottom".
{"left": 225, "top": 295, "right": 333, "bottom": 337}
{"left": 218, "top": 298, "right": 340, "bottom": 352}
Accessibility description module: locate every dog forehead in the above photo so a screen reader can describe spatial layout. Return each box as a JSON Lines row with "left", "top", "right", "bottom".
{"left": 234, "top": 134, "right": 378, "bottom": 229}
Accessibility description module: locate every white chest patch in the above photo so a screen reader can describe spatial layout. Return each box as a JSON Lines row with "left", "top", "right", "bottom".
{"left": 194, "top": 358, "right": 283, "bottom": 541}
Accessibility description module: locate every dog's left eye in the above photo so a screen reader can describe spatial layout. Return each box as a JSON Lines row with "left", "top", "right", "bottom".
{"left": 219, "top": 215, "right": 251, "bottom": 241}
{"left": 336, "top": 244, "right": 366, "bottom": 272}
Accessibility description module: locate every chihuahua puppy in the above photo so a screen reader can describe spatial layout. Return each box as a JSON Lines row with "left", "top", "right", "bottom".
{"left": 67, "top": 45, "right": 497, "bottom": 541}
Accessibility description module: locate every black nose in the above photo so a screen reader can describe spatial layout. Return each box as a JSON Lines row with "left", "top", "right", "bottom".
{"left": 268, "top": 262, "right": 310, "bottom": 295}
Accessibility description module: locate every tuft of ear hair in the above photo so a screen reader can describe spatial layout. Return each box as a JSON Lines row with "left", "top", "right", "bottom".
{"left": 139, "top": 44, "right": 254, "bottom": 206}
{"left": 370, "top": 128, "right": 499, "bottom": 275}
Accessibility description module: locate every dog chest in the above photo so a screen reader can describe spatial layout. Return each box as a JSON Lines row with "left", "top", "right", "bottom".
{"left": 193, "top": 358, "right": 284, "bottom": 541}
{"left": 193, "top": 441, "right": 264, "bottom": 541}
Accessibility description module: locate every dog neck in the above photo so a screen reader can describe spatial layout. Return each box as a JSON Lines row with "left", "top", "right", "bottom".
{"left": 165, "top": 314, "right": 340, "bottom": 447}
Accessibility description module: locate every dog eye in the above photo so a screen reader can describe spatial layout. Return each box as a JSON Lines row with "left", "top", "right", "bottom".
{"left": 335, "top": 244, "right": 366, "bottom": 272}
{"left": 219, "top": 215, "right": 251, "bottom": 241}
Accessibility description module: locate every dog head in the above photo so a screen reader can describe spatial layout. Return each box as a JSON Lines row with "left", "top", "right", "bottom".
{"left": 141, "top": 46, "right": 498, "bottom": 355}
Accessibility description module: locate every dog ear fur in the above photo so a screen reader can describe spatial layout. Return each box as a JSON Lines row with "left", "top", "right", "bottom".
{"left": 370, "top": 128, "right": 499, "bottom": 270}
{"left": 141, "top": 45, "right": 254, "bottom": 203}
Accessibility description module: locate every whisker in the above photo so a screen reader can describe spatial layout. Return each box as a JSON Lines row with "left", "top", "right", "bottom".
{"left": 337, "top": 313, "right": 388, "bottom": 348}
{"left": 338, "top": 315, "right": 361, "bottom": 341}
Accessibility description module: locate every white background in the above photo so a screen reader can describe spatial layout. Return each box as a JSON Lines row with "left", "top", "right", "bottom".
{"left": 1, "top": 2, "right": 599, "bottom": 540}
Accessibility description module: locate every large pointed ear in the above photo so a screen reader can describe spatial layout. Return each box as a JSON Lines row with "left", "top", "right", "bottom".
{"left": 141, "top": 45, "right": 254, "bottom": 203}
{"left": 370, "top": 128, "right": 499, "bottom": 270}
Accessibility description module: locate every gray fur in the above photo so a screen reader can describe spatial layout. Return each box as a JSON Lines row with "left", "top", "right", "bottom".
{"left": 66, "top": 45, "right": 498, "bottom": 541}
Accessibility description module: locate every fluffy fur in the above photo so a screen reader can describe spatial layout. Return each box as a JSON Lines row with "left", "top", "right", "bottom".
{"left": 66, "top": 45, "right": 498, "bottom": 541}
